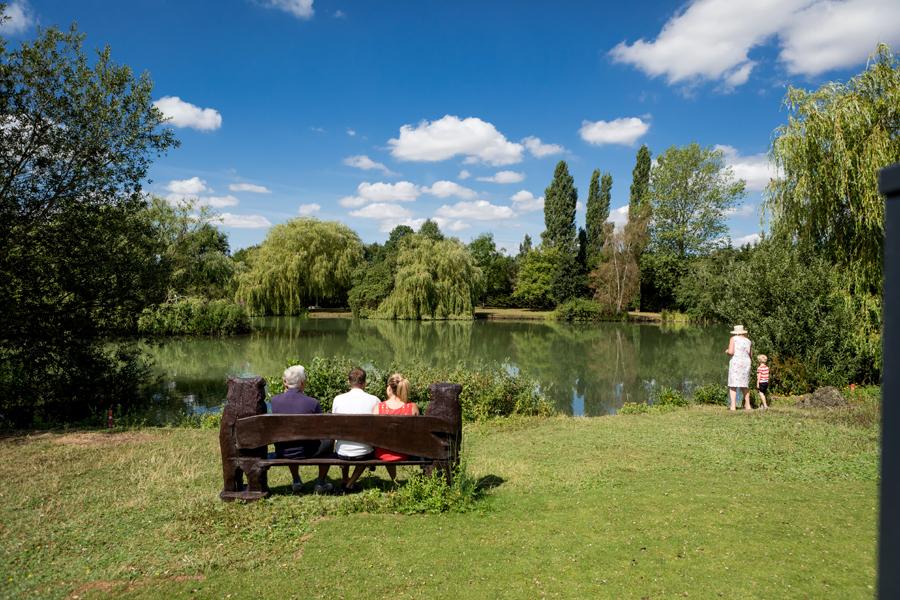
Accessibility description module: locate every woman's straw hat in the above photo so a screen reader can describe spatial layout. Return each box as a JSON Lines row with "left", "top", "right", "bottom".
{"left": 730, "top": 325, "right": 748, "bottom": 335}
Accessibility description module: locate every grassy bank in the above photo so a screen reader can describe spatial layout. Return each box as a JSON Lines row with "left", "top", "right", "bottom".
{"left": 0, "top": 406, "right": 878, "bottom": 598}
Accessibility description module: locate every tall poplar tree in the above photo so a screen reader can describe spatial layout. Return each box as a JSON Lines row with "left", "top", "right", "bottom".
{"left": 542, "top": 160, "right": 577, "bottom": 250}
{"left": 585, "top": 169, "right": 611, "bottom": 266}
{"left": 629, "top": 145, "right": 652, "bottom": 220}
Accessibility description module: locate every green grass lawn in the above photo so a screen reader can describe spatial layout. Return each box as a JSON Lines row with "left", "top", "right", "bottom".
{"left": 0, "top": 406, "right": 878, "bottom": 599}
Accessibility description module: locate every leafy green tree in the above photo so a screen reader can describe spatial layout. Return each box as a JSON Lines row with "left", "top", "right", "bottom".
{"left": 418, "top": 218, "right": 444, "bottom": 241}
{"left": 145, "top": 197, "right": 235, "bottom": 299}
{"left": 468, "top": 233, "right": 516, "bottom": 306}
{"left": 348, "top": 225, "right": 417, "bottom": 317}
{"left": 678, "top": 239, "right": 861, "bottom": 391}
{"left": 768, "top": 44, "right": 898, "bottom": 294}
{"left": 629, "top": 145, "right": 652, "bottom": 220}
{"left": 585, "top": 170, "right": 611, "bottom": 266}
{"left": 649, "top": 143, "right": 745, "bottom": 259}
{"left": 512, "top": 246, "right": 561, "bottom": 309}
{"left": 592, "top": 212, "right": 648, "bottom": 314}
{"left": 378, "top": 236, "right": 482, "bottom": 319}
{"left": 236, "top": 218, "right": 364, "bottom": 315}
{"left": 518, "top": 234, "right": 533, "bottom": 257}
{"left": 766, "top": 45, "right": 897, "bottom": 376}
{"left": 639, "top": 252, "right": 686, "bottom": 312}
{"left": 0, "top": 20, "right": 177, "bottom": 425}
{"left": 542, "top": 160, "right": 577, "bottom": 250}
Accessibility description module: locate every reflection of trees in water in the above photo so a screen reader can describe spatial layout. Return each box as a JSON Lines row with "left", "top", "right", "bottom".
{"left": 144, "top": 317, "right": 725, "bottom": 414}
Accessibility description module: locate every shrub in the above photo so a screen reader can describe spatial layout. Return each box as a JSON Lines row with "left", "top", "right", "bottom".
{"left": 137, "top": 297, "right": 252, "bottom": 336}
{"left": 618, "top": 402, "right": 678, "bottom": 415}
{"left": 389, "top": 464, "right": 479, "bottom": 514}
{"left": 693, "top": 383, "right": 729, "bottom": 405}
{"left": 552, "top": 298, "right": 616, "bottom": 322}
{"left": 269, "top": 356, "right": 553, "bottom": 420}
{"left": 653, "top": 386, "right": 689, "bottom": 407}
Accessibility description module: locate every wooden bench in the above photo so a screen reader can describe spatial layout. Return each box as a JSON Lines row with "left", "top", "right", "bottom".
{"left": 219, "top": 377, "right": 462, "bottom": 501}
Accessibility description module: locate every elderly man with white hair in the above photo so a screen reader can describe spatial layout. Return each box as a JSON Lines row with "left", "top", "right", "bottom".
{"left": 269, "top": 364, "right": 333, "bottom": 494}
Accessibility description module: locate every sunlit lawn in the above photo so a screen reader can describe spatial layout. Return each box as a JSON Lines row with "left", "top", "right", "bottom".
{"left": 0, "top": 406, "right": 878, "bottom": 598}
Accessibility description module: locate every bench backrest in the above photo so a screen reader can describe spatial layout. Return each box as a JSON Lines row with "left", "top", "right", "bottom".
{"left": 234, "top": 414, "right": 455, "bottom": 459}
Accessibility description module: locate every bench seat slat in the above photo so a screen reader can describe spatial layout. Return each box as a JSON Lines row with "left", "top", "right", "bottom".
{"left": 260, "top": 458, "right": 433, "bottom": 467}
{"left": 234, "top": 414, "right": 455, "bottom": 460}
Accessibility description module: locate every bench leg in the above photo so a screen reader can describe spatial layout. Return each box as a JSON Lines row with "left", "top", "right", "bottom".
{"left": 246, "top": 463, "right": 269, "bottom": 495}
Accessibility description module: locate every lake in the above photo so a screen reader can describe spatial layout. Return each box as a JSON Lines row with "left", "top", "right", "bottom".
{"left": 143, "top": 317, "right": 728, "bottom": 417}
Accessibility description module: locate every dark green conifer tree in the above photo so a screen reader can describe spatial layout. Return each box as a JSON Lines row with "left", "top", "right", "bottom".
{"left": 629, "top": 145, "right": 652, "bottom": 220}
{"left": 542, "top": 160, "right": 577, "bottom": 250}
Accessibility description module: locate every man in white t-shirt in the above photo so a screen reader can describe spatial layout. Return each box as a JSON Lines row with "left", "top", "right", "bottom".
{"left": 332, "top": 367, "right": 381, "bottom": 491}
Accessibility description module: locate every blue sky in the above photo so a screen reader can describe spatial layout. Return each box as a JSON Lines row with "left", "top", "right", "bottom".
{"left": 4, "top": 0, "right": 899, "bottom": 252}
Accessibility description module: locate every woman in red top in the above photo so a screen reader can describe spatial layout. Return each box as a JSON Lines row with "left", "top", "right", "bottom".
{"left": 372, "top": 373, "right": 419, "bottom": 481}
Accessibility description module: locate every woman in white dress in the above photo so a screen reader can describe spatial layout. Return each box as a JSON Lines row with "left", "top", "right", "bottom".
{"left": 726, "top": 325, "right": 752, "bottom": 411}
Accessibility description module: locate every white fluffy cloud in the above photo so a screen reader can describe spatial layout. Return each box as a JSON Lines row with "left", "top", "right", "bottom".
{"left": 165, "top": 178, "right": 241, "bottom": 208}
{"left": 346, "top": 128, "right": 356, "bottom": 136}
{"left": 340, "top": 181, "right": 421, "bottom": 207}
{"left": 358, "top": 181, "right": 420, "bottom": 202}
{"left": 609, "top": 0, "right": 900, "bottom": 87}
{"left": 343, "top": 155, "right": 395, "bottom": 175}
{"left": 166, "top": 177, "right": 209, "bottom": 195}
{"left": 579, "top": 117, "right": 650, "bottom": 146}
{"left": 218, "top": 213, "right": 272, "bottom": 228}
{"left": 522, "top": 136, "right": 565, "bottom": 158}
{"left": 608, "top": 205, "right": 630, "bottom": 230}
{"left": 388, "top": 115, "right": 523, "bottom": 166}
{"left": 154, "top": 96, "right": 222, "bottom": 131}
{"left": 732, "top": 233, "right": 762, "bottom": 247}
{"left": 298, "top": 203, "right": 321, "bottom": 216}
{"left": 477, "top": 170, "right": 525, "bottom": 184}
{"left": 436, "top": 200, "right": 515, "bottom": 221}
{"left": 229, "top": 182, "right": 271, "bottom": 194}
{"left": 0, "top": 1, "right": 33, "bottom": 34}
{"left": 457, "top": 169, "right": 471, "bottom": 180}
{"left": 510, "top": 190, "right": 544, "bottom": 212}
{"left": 262, "top": 0, "right": 314, "bottom": 19}
{"left": 715, "top": 144, "right": 779, "bottom": 192}
{"left": 350, "top": 203, "right": 413, "bottom": 220}
{"left": 423, "top": 180, "right": 477, "bottom": 199}
{"left": 779, "top": 0, "right": 900, "bottom": 75}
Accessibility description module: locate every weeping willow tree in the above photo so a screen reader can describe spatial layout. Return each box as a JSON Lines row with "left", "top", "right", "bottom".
{"left": 377, "top": 236, "right": 482, "bottom": 320}
{"left": 235, "top": 218, "right": 363, "bottom": 315}
{"left": 766, "top": 43, "right": 899, "bottom": 379}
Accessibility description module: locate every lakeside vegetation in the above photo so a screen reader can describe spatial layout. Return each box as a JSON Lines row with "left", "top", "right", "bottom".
{"left": 0, "top": 7, "right": 894, "bottom": 428}
{"left": 1, "top": 398, "right": 878, "bottom": 598}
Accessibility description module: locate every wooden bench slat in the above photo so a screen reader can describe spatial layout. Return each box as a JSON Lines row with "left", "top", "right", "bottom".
{"left": 260, "top": 458, "right": 432, "bottom": 466}
{"left": 234, "top": 414, "right": 455, "bottom": 459}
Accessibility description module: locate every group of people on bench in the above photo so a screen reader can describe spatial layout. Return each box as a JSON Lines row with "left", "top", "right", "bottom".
{"left": 269, "top": 364, "right": 419, "bottom": 495}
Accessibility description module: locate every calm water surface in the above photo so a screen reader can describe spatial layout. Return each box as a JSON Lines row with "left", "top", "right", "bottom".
{"left": 144, "top": 317, "right": 728, "bottom": 417}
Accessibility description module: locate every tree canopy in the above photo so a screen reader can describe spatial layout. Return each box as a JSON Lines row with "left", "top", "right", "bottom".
{"left": 377, "top": 236, "right": 482, "bottom": 319}
{"left": 767, "top": 43, "right": 899, "bottom": 295}
{"left": 542, "top": 160, "right": 577, "bottom": 250}
{"left": 0, "top": 20, "right": 177, "bottom": 425}
{"left": 649, "top": 143, "right": 745, "bottom": 258}
{"left": 236, "top": 218, "right": 364, "bottom": 315}
{"left": 585, "top": 170, "right": 611, "bottom": 266}
{"left": 629, "top": 145, "right": 652, "bottom": 221}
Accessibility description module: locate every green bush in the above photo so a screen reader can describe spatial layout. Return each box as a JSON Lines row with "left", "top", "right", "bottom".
{"left": 389, "top": 465, "right": 479, "bottom": 514}
{"left": 552, "top": 298, "right": 616, "bottom": 322}
{"left": 618, "top": 402, "right": 678, "bottom": 415}
{"left": 692, "top": 383, "right": 729, "bottom": 405}
{"left": 137, "top": 297, "right": 252, "bottom": 336}
{"left": 676, "top": 239, "right": 866, "bottom": 393}
{"left": 653, "top": 386, "right": 689, "bottom": 407}
{"left": 268, "top": 356, "right": 553, "bottom": 421}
